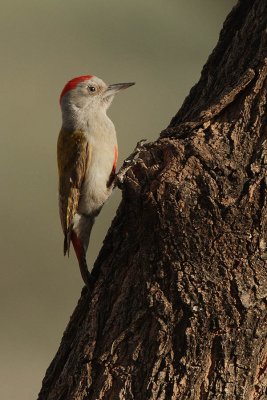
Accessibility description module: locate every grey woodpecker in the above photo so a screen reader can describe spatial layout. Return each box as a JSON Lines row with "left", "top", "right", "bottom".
{"left": 57, "top": 75, "right": 135, "bottom": 290}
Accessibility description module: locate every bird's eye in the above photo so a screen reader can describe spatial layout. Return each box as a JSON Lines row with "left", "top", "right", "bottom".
{"left": 88, "top": 86, "right": 96, "bottom": 92}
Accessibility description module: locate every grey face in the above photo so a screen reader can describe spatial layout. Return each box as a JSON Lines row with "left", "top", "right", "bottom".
{"left": 62, "top": 76, "right": 108, "bottom": 110}
{"left": 61, "top": 77, "right": 135, "bottom": 112}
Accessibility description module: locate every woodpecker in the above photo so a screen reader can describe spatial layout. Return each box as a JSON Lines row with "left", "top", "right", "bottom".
{"left": 57, "top": 75, "right": 135, "bottom": 289}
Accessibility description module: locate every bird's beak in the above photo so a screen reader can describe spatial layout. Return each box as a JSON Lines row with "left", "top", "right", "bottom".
{"left": 104, "top": 82, "right": 135, "bottom": 98}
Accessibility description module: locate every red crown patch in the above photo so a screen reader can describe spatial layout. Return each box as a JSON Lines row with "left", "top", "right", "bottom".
{"left": 60, "top": 75, "right": 93, "bottom": 102}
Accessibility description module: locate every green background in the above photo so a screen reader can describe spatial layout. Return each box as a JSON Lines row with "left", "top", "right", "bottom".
{"left": 1, "top": 1, "right": 235, "bottom": 398}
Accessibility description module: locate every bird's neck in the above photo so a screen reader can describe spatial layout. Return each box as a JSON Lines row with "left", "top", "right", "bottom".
{"left": 61, "top": 104, "right": 112, "bottom": 133}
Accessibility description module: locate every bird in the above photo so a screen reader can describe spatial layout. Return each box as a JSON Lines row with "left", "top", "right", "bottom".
{"left": 57, "top": 74, "right": 135, "bottom": 290}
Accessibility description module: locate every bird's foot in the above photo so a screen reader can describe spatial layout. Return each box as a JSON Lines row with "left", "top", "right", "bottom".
{"left": 115, "top": 139, "right": 147, "bottom": 189}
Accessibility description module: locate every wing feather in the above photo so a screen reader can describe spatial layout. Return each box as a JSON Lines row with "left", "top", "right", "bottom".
{"left": 57, "top": 129, "right": 90, "bottom": 254}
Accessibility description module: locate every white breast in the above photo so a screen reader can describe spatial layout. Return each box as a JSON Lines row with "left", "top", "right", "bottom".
{"left": 78, "top": 114, "right": 117, "bottom": 216}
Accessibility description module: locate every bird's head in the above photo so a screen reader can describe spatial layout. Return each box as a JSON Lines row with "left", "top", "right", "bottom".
{"left": 60, "top": 75, "right": 135, "bottom": 129}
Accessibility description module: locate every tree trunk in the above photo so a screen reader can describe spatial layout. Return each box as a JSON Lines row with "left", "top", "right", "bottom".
{"left": 38, "top": 1, "right": 267, "bottom": 399}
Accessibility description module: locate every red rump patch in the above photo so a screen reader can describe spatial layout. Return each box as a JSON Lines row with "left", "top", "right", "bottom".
{"left": 60, "top": 75, "right": 93, "bottom": 102}
{"left": 113, "top": 146, "right": 118, "bottom": 174}
{"left": 71, "top": 231, "right": 84, "bottom": 262}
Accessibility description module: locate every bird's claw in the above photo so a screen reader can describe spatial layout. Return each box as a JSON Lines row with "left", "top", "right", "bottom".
{"left": 115, "top": 139, "right": 147, "bottom": 188}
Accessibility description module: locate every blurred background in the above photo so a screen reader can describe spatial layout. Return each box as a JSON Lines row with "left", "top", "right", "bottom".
{"left": 1, "top": 1, "right": 236, "bottom": 398}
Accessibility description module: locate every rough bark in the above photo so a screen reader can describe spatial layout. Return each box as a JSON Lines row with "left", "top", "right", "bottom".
{"left": 38, "top": 1, "right": 267, "bottom": 399}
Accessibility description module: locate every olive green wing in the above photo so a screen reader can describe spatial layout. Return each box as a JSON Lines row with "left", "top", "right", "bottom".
{"left": 57, "top": 129, "right": 90, "bottom": 255}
